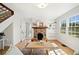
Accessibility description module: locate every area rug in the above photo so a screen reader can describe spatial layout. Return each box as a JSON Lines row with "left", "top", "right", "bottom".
{"left": 20, "top": 48, "right": 47, "bottom": 55}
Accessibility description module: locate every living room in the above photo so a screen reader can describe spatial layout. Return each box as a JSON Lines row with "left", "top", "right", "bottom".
{"left": 0, "top": 3, "right": 79, "bottom": 55}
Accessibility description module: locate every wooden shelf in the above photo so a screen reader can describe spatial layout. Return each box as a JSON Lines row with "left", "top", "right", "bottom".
{"left": 32, "top": 27, "right": 48, "bottom": 29}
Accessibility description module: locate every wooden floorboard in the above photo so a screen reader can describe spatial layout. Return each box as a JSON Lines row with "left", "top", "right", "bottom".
{"left": 51, "top": 40, "right": 74, "bottom": 55}
{"left": 0, "top": 46, "right": 10, "bottom": 55}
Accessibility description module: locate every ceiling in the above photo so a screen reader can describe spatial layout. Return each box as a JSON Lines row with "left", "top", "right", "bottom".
{"left": 4, "top": 3, "right": 79, "bottom": 22}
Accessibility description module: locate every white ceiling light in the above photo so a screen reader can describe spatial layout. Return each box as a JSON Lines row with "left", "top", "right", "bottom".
{"left": 37, "top": 3, "right": 48, "bottom": 8}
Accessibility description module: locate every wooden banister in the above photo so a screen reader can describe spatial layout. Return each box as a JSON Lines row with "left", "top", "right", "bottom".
{"left": 0, "top": 3, "right": 14, "bottom": 23}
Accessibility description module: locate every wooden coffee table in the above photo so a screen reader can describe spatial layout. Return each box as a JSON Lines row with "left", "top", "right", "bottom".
{"left": 25, "top": 41, "right": 53, "bottom": 55}
{"left": 26, "top": 41, "right": 53, "bottom": 48}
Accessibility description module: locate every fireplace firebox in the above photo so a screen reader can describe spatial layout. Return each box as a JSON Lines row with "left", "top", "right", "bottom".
{"left": 37, "top": 33, "right": 43, "bottom": 40}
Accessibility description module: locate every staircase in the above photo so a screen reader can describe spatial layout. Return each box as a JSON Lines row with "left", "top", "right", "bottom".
{"left": 0, "top": 3, "right": 14, "bottom": 23}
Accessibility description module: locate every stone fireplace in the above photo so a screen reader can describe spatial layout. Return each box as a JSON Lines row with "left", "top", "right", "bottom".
{"left": 32, "top": 27, "right": 47, "bottom": 40}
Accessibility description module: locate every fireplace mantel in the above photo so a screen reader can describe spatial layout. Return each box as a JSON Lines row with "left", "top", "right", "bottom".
{"left": 32, "top": 27, "right": 48, "bottom": 29}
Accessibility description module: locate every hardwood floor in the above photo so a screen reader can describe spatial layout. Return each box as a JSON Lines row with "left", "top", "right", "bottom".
{"left": 51, "top": 40, "right": 74, "bottom": 55}
{"left": 16, "top": 39, "right": 29, "bottom": 50}
{"left": 0, "top": 46, "right": 10, "bottom": 55}
{"left": 16, "top": 39, "right": 74, "bottom": 55}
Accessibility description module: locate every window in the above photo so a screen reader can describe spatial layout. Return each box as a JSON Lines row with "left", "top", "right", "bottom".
{"left": 68, "top": 15, "right": 79, "bottom": 38}
{"left": 60, "top": 15, "right": 79, "bottom": 38}
{"left": 60, "top": 20, "right": 66, "bottom": 34}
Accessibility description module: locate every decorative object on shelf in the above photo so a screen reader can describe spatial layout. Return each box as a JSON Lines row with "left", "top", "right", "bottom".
{"left": 33, "top": 22, "right": 44, "bottom": 27}
{"left": 0, "top": 3, "right": 14, "bottom": 23}
{"left": 33, "top": 23, "right": 37, "bottom": 27}
{"left": 39, "top": 22, "right": 43, "bottom": 27}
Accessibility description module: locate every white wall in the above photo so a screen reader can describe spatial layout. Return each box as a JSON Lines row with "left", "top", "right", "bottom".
{"left": 56, "top": 5, "right": 79, "bottom": 51}
{"left": 13, "top": 13, "right": 28, "bottom": 45}
{"left": 4, "top": 23, "right": 13, "bottom": 46}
